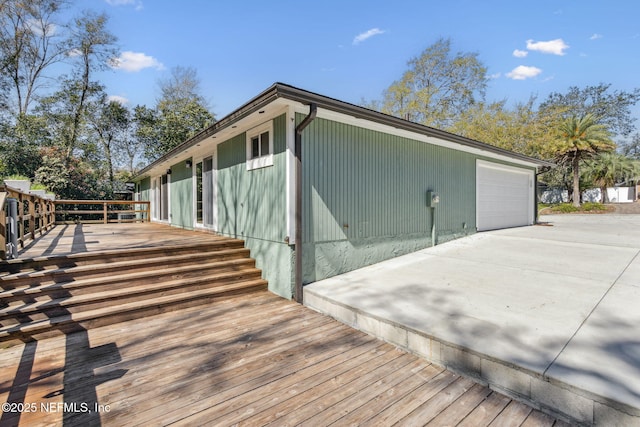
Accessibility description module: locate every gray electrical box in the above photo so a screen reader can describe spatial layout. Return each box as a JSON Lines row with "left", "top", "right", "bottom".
{"left": 427, "top": 191, "right": 439, "bottom": 207}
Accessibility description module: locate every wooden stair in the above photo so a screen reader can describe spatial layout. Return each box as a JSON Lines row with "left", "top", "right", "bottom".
{"left": 0, "top": 237, "right": 267, "bottom": 344}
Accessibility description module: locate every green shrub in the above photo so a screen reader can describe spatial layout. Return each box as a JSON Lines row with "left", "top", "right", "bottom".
{"left": 546, "top": 202, "right": 609, "bottom": 213}
{"left": 581, "top": 202, "right": 607, "bottom": 211}
{"left": 551, "top": 204, "right": 579, "bottom": 213}
{"left": 30, "top": 182, "right": 48, "bottom": 190}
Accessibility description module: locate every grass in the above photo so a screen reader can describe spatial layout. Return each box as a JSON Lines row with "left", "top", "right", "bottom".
{"left": 540, "top": 202, "right": 611, "bottom": 214}
{"left": 3, "top": 174, "right": 30, "bottom": 181}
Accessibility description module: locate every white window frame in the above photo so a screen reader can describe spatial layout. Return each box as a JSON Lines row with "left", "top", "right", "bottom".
{"left": 192, "top": 153, "right": 218, "bottom": 230}
{"left": 152, "top": 174, "right": 170, "bottom": 223}
{"left": 246, "top": 121, "right": 274, "bottom": 170}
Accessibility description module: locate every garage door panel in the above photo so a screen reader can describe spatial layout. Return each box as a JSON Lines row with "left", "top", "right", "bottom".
{"left": 477, "top": 161, "right": 534, "bottom": 231}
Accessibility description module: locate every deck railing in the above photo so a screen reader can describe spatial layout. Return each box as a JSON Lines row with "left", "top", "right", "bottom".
{"left": 1, "top": 186, "right": 152, "bottom": 260}
{"left": 0, "top": 185, "right": 56, "bottom": 260}
{"left": 54, "top": 200, "right": 151, "bottom": 225}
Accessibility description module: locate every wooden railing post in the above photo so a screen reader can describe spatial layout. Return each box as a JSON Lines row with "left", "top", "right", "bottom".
{"left": 103, "top": 202, "right": 108, "bottom": 224}
{"left": 18, "top": 194, "right": 24, "bottom": 248}
{"left": 48, "top": 200, "right": 54, "bottom": 229}
{"left": 28, "top": 195, "right": 36, "bottom": 240}
{"left": 0, "top": 192, "right": 7, "bottom": 260}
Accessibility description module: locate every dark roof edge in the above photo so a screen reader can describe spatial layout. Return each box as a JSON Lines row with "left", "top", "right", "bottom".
{"left": 136, "top": 83, "right": 282, "bottom": 177}
{"left": 274, "top": 83, "right": 554, "bottom": 168}
{"left": 137, "top": 82, "right": 554, "bottom": 178}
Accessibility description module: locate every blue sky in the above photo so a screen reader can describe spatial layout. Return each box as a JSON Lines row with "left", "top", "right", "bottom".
{"left": 84, "top": 0, "right": 639, "bottom": 120}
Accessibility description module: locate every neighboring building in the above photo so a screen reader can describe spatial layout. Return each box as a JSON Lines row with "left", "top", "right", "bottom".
{"left": 134, "top": 83, "right": 553, "bottom": 299}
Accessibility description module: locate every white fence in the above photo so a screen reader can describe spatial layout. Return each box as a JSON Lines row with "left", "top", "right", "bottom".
{"left": 540, "top": 187, "right": 637, "bottom": 204}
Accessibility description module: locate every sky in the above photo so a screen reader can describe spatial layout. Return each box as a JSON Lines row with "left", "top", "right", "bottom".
{"left": 78, "top": 0, "right": 640, "bottom": 121}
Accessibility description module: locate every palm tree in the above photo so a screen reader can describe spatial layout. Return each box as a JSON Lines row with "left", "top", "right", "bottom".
{"left": 555, "top": 114, "right": 615, "bottom": 207}
{"left": 584, "top": 153, "right": 640, "bottom": 202}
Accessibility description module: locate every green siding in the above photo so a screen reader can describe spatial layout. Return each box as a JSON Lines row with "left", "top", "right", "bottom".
{"left": 169, "top": 158, "right": 193, "bottom": 229}
{"left": 139, "top": 177, "right": 151, "bottom": 221}
{"left": 215, "top": 114, "right": 293, "bottom": 298}
{"left": 299, "top": 115, "right": 530, "bottom": 283}
{"left": 139, "top": 177, "right": 151, "bottom": 201}
{"left": 216, "top": 114, "right": 287, "bottom": 241}
{"left": 302, "top": 119, "right": 476, "bottom": 242}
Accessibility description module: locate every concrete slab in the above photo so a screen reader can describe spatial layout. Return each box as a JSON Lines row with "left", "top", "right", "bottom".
{"left": 304, "top": 213, "right": 640, "bottom": 423}
{"left": 547, "top": 281, "right": 640, "bottom": 411}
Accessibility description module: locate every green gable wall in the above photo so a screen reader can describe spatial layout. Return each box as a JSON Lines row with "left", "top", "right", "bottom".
{"left": 299, "top": 115, "right": 530, "bottom": 284}
{"left": 169, "top": 158, "right": 193, "bottom": 229}
{"left": 216, "top": 114, "right": 294, "bottom": 298}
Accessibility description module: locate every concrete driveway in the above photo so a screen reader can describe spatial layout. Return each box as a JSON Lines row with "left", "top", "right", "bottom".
{"left": 304, "top": 214, "right": 640, "bottom": 425}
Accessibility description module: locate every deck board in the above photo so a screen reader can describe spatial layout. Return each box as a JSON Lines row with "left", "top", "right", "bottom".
{"left": 0, "top": 289, "right": 563, "bottom": 426}
{"left": 17, "top": 223, "right": 229, "bottom": 259}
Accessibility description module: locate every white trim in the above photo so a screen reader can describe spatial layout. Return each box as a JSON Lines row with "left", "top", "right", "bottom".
{"left": 151, "top": 173, "right": 171, "bottom": 224}
{"left": 476, "top": 159, "right": 534, "bottom": 231}
{"left": 192, "top": 154, "right": 218, "bottom": 231}
{"left": 246, "top": 120, "right": 274, "bottom": 170}
{"left": 192, "top": 156, "right": 203, "bottom": 229}
{"left": 291, "top": 104, "right": 541, "bottom": 169}
{"left": 211, "top": 146, "right": 219, "bottom": 231}
{"left": 286, "top": 105, "right": 296, "bottom": 244}
{"left": 166, "top": 172, "right": 171, "bottom": 224}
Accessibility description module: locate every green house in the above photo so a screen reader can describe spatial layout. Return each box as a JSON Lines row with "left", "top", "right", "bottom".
{"left": 134, "top": 83, "right": 552, "bottom": 300}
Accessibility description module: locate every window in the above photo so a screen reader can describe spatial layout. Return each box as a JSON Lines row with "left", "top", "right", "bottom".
{"left": 246, "top": 121, "right": 273, "bottom": 170}
{"left": 250, "top": 131, "right": 270, "bottom": 159}
{"left": 195, "top": 156, "right": 214, "bottom": 227}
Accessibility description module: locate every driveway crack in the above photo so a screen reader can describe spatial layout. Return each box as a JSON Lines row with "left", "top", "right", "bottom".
{"left": 542, "top": 248, "right": 640, "bottom": 377}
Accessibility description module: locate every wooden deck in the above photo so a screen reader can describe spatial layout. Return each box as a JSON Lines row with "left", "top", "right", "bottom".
{"left": 17, "top": 223, "right": 225, "bottom": 259}
{"left": 0, "top": 289, "right": 567, "bottom": 426}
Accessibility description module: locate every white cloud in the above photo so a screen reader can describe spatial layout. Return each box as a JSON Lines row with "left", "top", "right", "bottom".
{"left": 26, "top": 18, "right": 56, "bottom": 37}
{"left": 526, "top": 39, "right": 569, "bottom": 55}
{"left": 353, "top": 28, "right": 385, "bottom": 45}
{"left": 108, "top": 95, "right": 129, "bottom": 105}
{"left": 67, "top": 48, "right": 82, "bottom": 58}
{"left": 105, "top": 0, "right": 143, "bottom": 10}
{"left": 489, "top": 72, "right": 501, "bottom": 79}
{"left": 590, "top": 33, "right": 603, "bottom": 40}
{"left": 506, "top": 65, "right": 542, "bottom": 80}
{"left": 110, "top": 51, "right": 164, "bottom": 72}
{"left": 513, "top": 49, "right": 528, "bottom": 58}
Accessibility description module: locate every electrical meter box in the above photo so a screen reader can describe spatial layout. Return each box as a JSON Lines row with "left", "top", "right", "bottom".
{"left": 427, "top": 191, "right": 440, "bottom": 207}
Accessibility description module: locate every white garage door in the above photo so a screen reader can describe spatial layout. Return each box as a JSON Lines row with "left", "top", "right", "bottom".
{"left": 476, "top": 160, "right": 534, "bottom": 231}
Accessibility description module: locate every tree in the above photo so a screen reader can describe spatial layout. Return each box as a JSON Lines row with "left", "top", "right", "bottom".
{"left": 552, "top": 114, "right": 615, "bottom": 207}
{"left": 0, "top": 113, "right": 50, "bottom": 177}
{"left": 448, "top": 96, "right": 561, "bottom": 158}
{"left": 540, "top": 84, "right": 640, "bottom": 141}
{"left": 377, "top": 38, "right": 488, "bottom": 129}
{"left": 62, "top": 10, "right": 118, "bottom": 161}
{"left": 135, "top": 66, "right": 215, "bottom": 161}
{"left": 88, "top": 97, "right": 131, "bottom": 187}
{"left": 0, "top": 0, "right": 69, "bottom": 115}
{"left": 35, "top": 146, "right": 111, "bottom": 199}
{"left": 584, "top": 153, "right": 640, "bottom": 203}
{"left": 622, "top": 133, "right": 640, "bottom": 159}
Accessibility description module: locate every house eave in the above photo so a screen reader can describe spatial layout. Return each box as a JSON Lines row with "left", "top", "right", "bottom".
{"left": 135, "top": 82, "right": 554, "bottom": 180}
